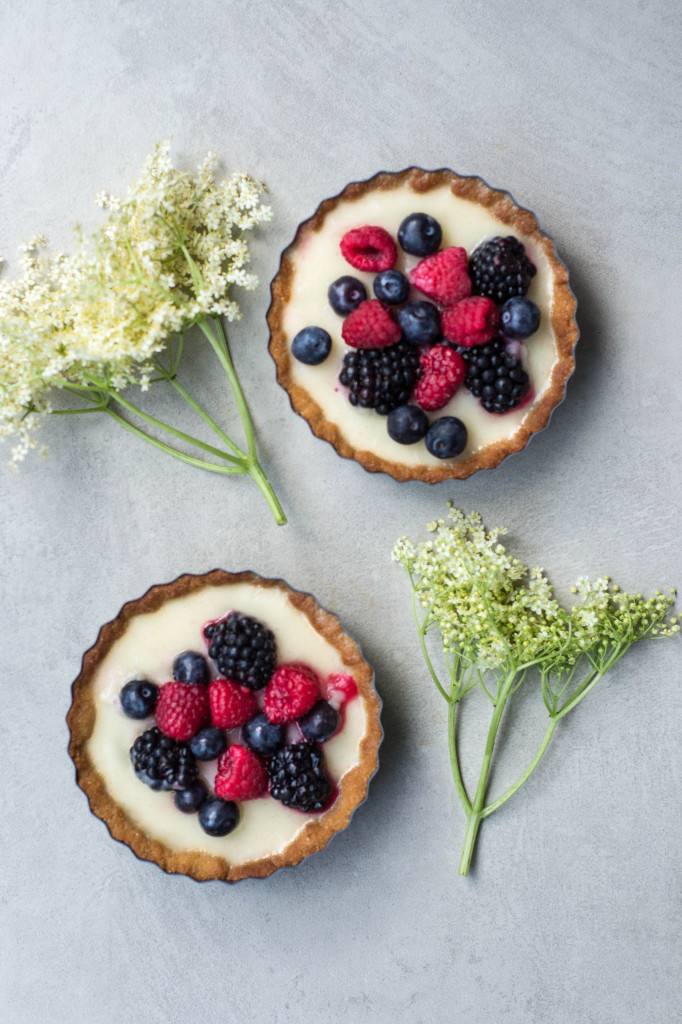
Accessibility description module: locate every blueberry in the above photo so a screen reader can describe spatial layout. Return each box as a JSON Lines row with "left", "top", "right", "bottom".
{"left": 373, "top": 270, "right": 409, "bottom": 305}
{"left": 397, "top": 301, "right": 442, "bottom": 346}
{"left": 120, "top": 679, "right": 158, "bottom": 719}
{"left": 242, "top": 712, "right": 285, "bottom": 756}
{"left": 328, "top": 276, "right": 367, "bottom": 316}
{"left": 299, "top": 700, "right": 340, "bottom": 742}
{"left": 500, "top": 297, "right": 541, "bottom": 339}
{"left": 425, "top": 416, "right": 468, "bottom": 458}
{"left": 174, "top": 778, "right": 208, "bottom": 814}
{"left": 190, "top": 726, "right": 227, "bottom": 761}
{"left": 198, "top": 797, "right": 240, "bottom": 837}
{"left": 397, "top": 212, "right": 443, "bottom": 256}
{"left": 291, "top": 326, "right": 332, "bottom": 365}
{"left": 172, "top": 651, "right": 210, "bottom": 686}
{"left": 386, "top": 404, "right": 429, "bottom": 445}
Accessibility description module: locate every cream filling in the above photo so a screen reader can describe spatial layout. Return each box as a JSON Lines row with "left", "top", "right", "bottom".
{"left": 282, "top": 184, "right": 558, "bottom": 465}
{"left": 87, "top": 582, "right": 368, "bottom": 865}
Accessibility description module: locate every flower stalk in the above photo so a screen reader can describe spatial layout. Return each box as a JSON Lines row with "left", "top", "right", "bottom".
{"left": 394, "top": 506, "right": 679, "bottom": 876}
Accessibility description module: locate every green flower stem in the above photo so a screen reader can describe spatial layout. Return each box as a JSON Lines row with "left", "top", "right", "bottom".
{"left": 102, "top": 407, "right": 246, "bottom": 475}
{"left": 110, "top": 391, "right": 245, "bottom": 465}
{"left": 197, "top": 315, "right": 286, "bottom": 526}
{"left": 448, "top": 686, "right": 471, "bottom": 814}
{"left": 481, "top": 717, "right": 557, "bottom": 818}
{"left": 414, "top": 591, "right": 450, "bottom": 702}
{"left": 198, "top": 317, "right": 257, "bottom": 460}
{"left": 165, "top": 376, "right": 246, "bottom": 459}
{"left": 458, "top": 672, "right": 515, "bottom": 876}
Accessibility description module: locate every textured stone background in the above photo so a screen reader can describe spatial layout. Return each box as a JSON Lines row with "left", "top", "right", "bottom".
{"left": 1, "top": 2, "right": 681, "bottom": 1022}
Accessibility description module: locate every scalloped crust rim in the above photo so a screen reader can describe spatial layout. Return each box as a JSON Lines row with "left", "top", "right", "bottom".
{"left": 67, "top": 570, "right": 382, "bottom": 883}
{"left": 267, "top": 167, "right": 579, "bottom": 482}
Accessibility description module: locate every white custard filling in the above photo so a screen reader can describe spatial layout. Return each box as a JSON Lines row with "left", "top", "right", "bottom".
{"left": 87, "top": 583, "right": 368, "bottom": 865}
{"left": 282, "top": 184, "right": 558, "bottom": 465}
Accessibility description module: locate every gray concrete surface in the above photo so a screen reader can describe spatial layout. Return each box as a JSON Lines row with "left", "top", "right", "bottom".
{"left": 1, "top": 2, "right": 681, "bottom": 1022}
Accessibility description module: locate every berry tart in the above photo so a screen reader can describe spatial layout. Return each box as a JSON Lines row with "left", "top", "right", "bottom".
{"left": 268, "top": 168, "right": 578, "bottom": 481}
{"left": 67, "top": 570, "right": 381, "bottom": 881}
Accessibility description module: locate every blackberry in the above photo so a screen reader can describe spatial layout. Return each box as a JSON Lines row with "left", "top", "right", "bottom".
{"left": 339, "top": 340, "right": 420, "bottom": 415}
{"left": 130, "top": 726, "right": 198, "bottom": 791}
{"left": 469, "top": 236, "right": 536, "bottom": 304}
{"left": 460, "top": 338, "right": 530, "bottom": 414}
{"left": 204, "top": 612, "right": 276, "bottom": 690}
{"left": 267, "top": 742, "right": 332, "bottom": 812}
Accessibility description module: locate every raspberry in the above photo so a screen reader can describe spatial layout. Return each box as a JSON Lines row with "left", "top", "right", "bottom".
{"left": 409, "top": 246, "right": 471, "bottom": 306}
{"left": 208, "top": 678, "right": 258, "bottom": 730}
{"left": 154, "top": 681, "right": 209, "bottom": 741}
{"left": 341, "top": 299, "right": 401, "bottom": 349}
{"left": 264, "top": 663, "right": 320, "bottom": 724}
{"left": 441, "top": 297, "right": 500, "bottom": 348}
{"left": 214, "top": 744, "right": 268, "bottom": 801}
{"left": 340, "top": 225, "right": 397, "bottom": 273}
{"left": 325, "top": 673, "right": 358, "bottom": 702}
{"left": 413, "top": 345, "right": 466, "bottom": 411}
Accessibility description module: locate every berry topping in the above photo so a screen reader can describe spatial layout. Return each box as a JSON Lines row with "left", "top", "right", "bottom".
{"left": 120, "top": 679, "right": 158, "bottom": 720}
{"left": 469, "top": 235, "right": 536, "bottom": 304}
{"left": 409, "top": 246, "right": 471, "bottom": 306}
{"left": 339, "top": 340, "right": 421, "bottom": 415}
{"left": 396, "top": 301, "right": 442, "bottom": 346}
{"left": 341, "top": 299, "right": 401, "bottom": 350}
{"left": 373, "top": 269, "right": 410, "bottom": 305}
{"left": 425, "top": 416, "right": 468, "bottom": 459}
{"left": 325, "top": 672, "right": 359, "bottom": 702}
{"left": 292, "top": 326, "right": 332, "bottom": 365}
{"left": 264, "top": 663, "right": 320, "bottom": 724}
{"left": 413, "top": 345, "right": 466, "bottom": 411}
{"left": 198, "top": 796, "right": 240, "bottom": 837}
{"left": 500, "top": 296, "right": 540, "bottom": 339}
{"left": 172, "top": 650, "right": 210, "bottom": 686}
{"left": 205, "top": 612, "right": 277, "bottom": 691}
{"left": 441, "top": 296, "right": 500, "bottom": 348}
{"left": 208, "top": 678, "right": 258, "bottom": 729}
{"left": 242, "top": 712, "right": 286, "bottom": 756}
{"left": 215, "top": 744, "right": 269, "bottom": 801}
{"left": 130, "top": 726, "right": 198, "bottom": 791}
{"left": 386, "top": 403, "right": 429, "bottom": 445}
{"left": 328, "top": 275, "right": 367, "bottom": 316}
{"left": 267, "top": 742, "right": 332, "bottom": 812}
{"left": 397, "top": 212, "right": 443, "bottom": 256}
{"left": 174, "top": 778, "right": 208, "bottom": 813}
{"left": 460, "top": 337, "right": 530, "bottom": 413}
{"left": 340, "top": 225, "right": 397, "bottom": 272}
{"left": 190, "top": 725, "right": 228, "bottom": 761}
{"left": 154, "top": 681, "right": 209, "bottom": 741}
{"left": 298, "top": 700, "right": 340, "bottom": 742}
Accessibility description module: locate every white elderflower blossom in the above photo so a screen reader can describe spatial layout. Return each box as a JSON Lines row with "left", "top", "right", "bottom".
{"left": 393, "top": 505, "right": 679, "bottom": 875}
{"left": 0, "top": 142, "right": 285, "bottom": 522}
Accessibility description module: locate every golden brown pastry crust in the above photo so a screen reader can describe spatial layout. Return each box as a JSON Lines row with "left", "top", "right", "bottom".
{"left": 67, "top": 570, "right": 382, "bottom": 882}
{"left": 267, "top": 168, "right": 578, "bottom": 482}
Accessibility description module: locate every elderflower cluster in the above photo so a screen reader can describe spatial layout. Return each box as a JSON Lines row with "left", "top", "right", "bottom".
{"left": 0, "top": 141, "right": 272, "bottom": 463}
{"left": 393, "top": 505, "right": 678, "bottom": 673}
